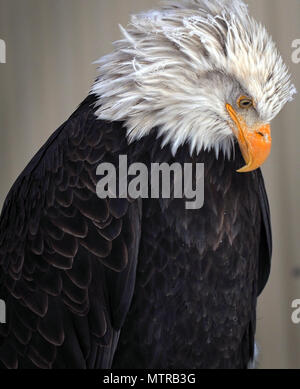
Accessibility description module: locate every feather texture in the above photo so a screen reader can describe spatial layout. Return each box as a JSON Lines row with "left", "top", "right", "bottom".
{"left": 0, "top": 96, "right": 142, "bottom": 369}
{"left": 0, "top": 94, "right": 271, "bottom": 368}
{"left": 92, "top": 0, "right": 296, "bottom": 157}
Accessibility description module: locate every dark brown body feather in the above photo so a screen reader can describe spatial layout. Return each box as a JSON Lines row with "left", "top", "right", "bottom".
{"left": 0, "top": 95, "right": 271, "bottom": 369}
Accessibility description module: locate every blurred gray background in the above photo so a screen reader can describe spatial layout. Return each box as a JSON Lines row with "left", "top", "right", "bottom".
{"left": 0, "top": 0, "right": 299, "bottom": 369}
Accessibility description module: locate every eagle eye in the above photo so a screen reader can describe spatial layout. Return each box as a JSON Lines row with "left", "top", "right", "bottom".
{"left": 237, "top": 96, "right": 253, "bottom": 109}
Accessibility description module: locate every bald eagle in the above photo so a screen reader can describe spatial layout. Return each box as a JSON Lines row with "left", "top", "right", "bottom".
{"left": 0, "top": 0, "right": 296, "bottom": 369}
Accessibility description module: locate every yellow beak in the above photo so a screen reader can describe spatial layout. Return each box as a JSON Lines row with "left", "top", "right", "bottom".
{"left": 226, "top": 104, "right": 272, "bottom": 173}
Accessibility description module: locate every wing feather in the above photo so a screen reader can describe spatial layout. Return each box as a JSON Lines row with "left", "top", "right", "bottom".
{"left": 0, "top": 96, "right": 142, "bottom": 369}
{"left": 256, "top": 169, "right": 272, "bottom": 296}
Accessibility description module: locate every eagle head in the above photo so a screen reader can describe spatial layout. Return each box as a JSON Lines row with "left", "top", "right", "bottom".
{"left": 92, "top": 0, "right": 296, "bottom": 172}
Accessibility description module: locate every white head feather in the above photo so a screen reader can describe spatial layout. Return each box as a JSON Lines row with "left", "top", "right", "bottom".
{"left": 92, "top": 0, "right": 296, "bottom": 158}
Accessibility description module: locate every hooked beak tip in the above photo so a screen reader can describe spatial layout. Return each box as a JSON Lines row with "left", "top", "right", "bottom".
{"left": 226, "top": 104, "right": 272, "bottom": 173}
